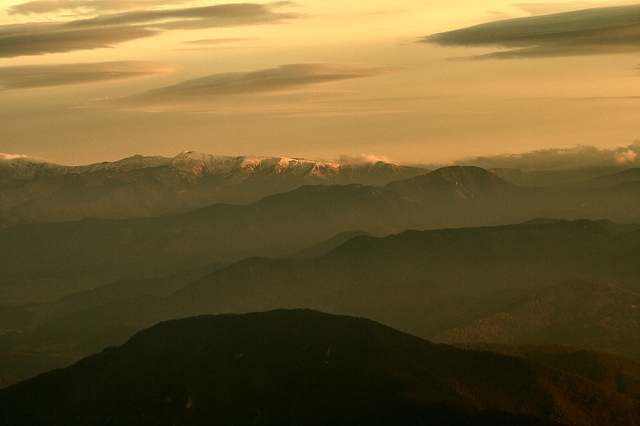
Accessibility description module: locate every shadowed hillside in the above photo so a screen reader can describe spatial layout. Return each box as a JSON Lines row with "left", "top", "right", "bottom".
{"left": 1, "top": 310, "right": 638, "bottom": 426}
{"left": 435, "top": 280, "right": 640, "bottom": 359}
{"left": 454, "top": 343, "right": 640, "bottom": 400}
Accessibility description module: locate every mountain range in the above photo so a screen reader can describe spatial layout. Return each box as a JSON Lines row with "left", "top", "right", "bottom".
{"left": 2, "top": 161, "right": 640, "bottom": 304}
{"left": 3, "top": 151, "right": 640, "bottom": 423}
{"left": 1, "top": 310, "right": 638, "bottom": 426}
{"left": 0, "top": 151, "right": 427, "bottom": 227}
{"left": 3, "top": 153, "right": 640, "bottom": 232}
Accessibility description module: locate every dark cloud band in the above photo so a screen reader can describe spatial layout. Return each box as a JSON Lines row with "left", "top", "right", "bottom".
{"left": 421, "top": 4, "right": 640, "bottom": 58}
{"left": 8, "top": 0, "right": 198, "bottom": 15}
{"left": 97, "top": 63, "right": 395, "bottom": 110}
{"left": 0, "top": 3, "right": 298, "bottom": 58}
{"left": 0, "top": 23, "right": 158, "bottom": 58}
{"left": 65, "top": 3, "right": 297, "bottom": 30}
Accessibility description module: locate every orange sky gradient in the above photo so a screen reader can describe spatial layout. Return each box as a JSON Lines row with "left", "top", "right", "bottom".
{"left": 1, "top": 0, "right": 640, "bottom": 167}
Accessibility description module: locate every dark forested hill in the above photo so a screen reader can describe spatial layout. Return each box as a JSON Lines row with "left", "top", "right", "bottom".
{"left": 453, "top": 343, "right": 640, "bottom": 400}
{"left": 1, "top": 310, "right": 638, "bottom": 426}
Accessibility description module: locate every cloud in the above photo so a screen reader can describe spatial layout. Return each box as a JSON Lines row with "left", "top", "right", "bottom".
{"left": 0, "top": 22, "right": 159, "bottom": 57}
{"left": 0, "top": 61, "right": 176, "bottom": 90}
{"left": 7, "top": 0, "right": 191, "bottom": 15}
{"left": 65, "top": 3, "right": 299, "bottom": 31}
{"left": 452, "top": 142, "right": 640, "bottom": 170}
{"left": 338, "top": 154, "right": 392, "bottom": 165}
{"left": 0, "top": 153, "right": 47, "bottom": 163}
{"left": 421, "top": 4, "right": 640, "bottom": 58}
{"left": 0, "top": 3, "right": 299, "bottom": 58}
{"left": 97, "top": 63, "right": 395, "bottom": 111}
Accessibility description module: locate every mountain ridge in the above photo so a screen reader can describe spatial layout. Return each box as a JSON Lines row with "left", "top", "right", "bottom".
{"left": 1, "top": 310, "right": 638, "bottom": 425}
{"left": 0, "top": 151, "right": 428, "bottom": 226}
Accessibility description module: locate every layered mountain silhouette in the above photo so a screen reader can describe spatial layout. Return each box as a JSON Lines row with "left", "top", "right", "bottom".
{"left": 558, "top": 167, "right": 640, "bottom": 189}
{"left": 3, "top": 219, "right": 640, "bottom": 380}
{"left": 3, "top": 154, "right": 639, "bottom": 229}
{"left": 2, "top": 152, "right": 640, "bottom": 388}
{"left": 1, "top": 310, "right": 638, "bottom": 426}
{"left": 3, "top": 162, "right": 640, "bottom": 304}
{"left": 0, "top": 152, "right": 426, "bottom": 227}
{"left": 490, "top": 165, "right": 640, "bottom": 187}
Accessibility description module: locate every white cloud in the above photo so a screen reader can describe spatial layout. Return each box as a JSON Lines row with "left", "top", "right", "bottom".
{"left": 338, "top": 154, "right": 392, "bottom": 164}
{"left": 0, "top": 152, "right": 46, "bottom": 162}
{"left": 451, "top": 142, "right": 640, "bottom": 170}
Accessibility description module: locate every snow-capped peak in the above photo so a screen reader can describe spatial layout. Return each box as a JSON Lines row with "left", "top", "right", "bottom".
{"left": 77, "top": 155, "right": 172, "bottom": 173}
{"left": 1, "top": 151, "right": 416, "bottom": 186}
{"left": 168, "top": 152, "right": 345, "bottom": 177}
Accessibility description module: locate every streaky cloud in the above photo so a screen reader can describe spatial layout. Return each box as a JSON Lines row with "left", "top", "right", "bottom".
{"left": 7, "top": 0, "right": 191, "bottom": 16}
{"left": 0, "top": 61, "right": 177, "bottom": 90}
{"left": 65, "top": 3, "right": 299, "bottom": 31}
{"left": 98, "top": 63, "right": 395, "bottom": 111}
{"left": 0, "top": 3, "right": 298, "bottom": 58}
{"left": 0, "top": 23, "right": 158, "bottom": 58}
{"left": 421, "top": 4, "right": 640, "bottom": 59}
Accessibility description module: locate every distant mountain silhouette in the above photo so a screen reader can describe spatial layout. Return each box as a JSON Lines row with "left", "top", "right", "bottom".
{"left": 3, "top": 157, "right": 639, "bottom": 231}
{"left": 436, "top": 281, "right": 640, "bottom": 360}
{"left": 490, "top": 166, "right": 637, "bottom": 187}
{"left": 284, "top": 230, "right": 371, "bottom": 259}
{"left": 57, "top": 261, "right": 228, "bottom": 313}
{"left": 557, "top": 167, "right": 640, "bottom": 189}
{"left": 385, "top": 165, "right": 549, "bottom": 227}
{"left": 1, "top": 310, "right": 638, "bottom": 426}
{"left": 387, "top": 165, "right": 523, "bottom": 198}
{"left": 0, "top": 152, "right": 427, "bottom": 226}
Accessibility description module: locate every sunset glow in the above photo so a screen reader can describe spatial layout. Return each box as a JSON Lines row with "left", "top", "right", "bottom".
{"left": 1, "top": 0, "right": 640, "bottom": 166}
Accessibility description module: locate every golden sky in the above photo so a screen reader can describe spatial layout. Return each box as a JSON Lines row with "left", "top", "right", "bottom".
{"left": 1, "top": 0, "right": 640, "bottom": 166}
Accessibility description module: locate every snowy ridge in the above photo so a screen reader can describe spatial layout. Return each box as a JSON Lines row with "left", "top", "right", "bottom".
{"left": 76, "top": 155, "right": 172, "bottom": 173}
{"left": 0, "top": 154, "right": 172, "bottom": 183}
{"left": 1, "top": 150, "right": 414, "bottom": 185}
{"left": 170, "top": 151, "right": 344, "bottom": 178}
{"left": 0, "top": 160, "right": 68, "bottom": 184}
